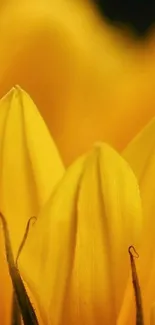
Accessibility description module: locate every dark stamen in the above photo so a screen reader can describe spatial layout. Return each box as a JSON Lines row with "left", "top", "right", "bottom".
{"left": 128, "top": 245, "right": 144, "bottom": 325}
{"left": 11, "top": 293, "right": 21, "bottom": 325}
{"left": 16, "top": 217, "right": 37, "bottom": 266}
{"left": 11, "top": 216, "right": 37, "bottom": 325}
{"left": 0, "top": 212, "right": 39, "bottom": 325}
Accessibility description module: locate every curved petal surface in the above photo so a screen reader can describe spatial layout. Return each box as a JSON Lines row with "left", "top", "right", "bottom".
{"left": 0, "top": 86, "right": 64, "bottom": 252}
{"left": 20, "top": 143, "right": 142, "bottom": 325}
{"left": 0, "top": 86, "right": 64, "bottom": 325}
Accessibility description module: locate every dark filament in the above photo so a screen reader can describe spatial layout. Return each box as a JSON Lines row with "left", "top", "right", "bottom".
{"left": 16, "top": 217, "right": 37, "bottom": 266}
{"left": 128, "top": 245, "right": 144, "bottom": 325}
{"left": 11, "top": 293, "right": 21, "bottom": 325}
{"left": 11, "top": 216, "right": 37, "bottom": 325}
{"left": 0, "top": 212, "right": 39, "bottom": 325}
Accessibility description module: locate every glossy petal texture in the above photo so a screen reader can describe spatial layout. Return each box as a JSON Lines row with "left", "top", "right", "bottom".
{"left": 121, "top": 118, "right": 155, "bottom": 325}
{"left": 20, "top": 144, "right": 142, "bottom": 325}
{"left": 0, "top": 86, "right": 64, "bottom": 325}
{"left": 1, "top": 1, "right": 155, "bottom": 164}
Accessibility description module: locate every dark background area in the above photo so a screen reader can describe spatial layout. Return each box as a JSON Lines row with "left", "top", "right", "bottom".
{"left": 95, "top": 0, "right": 155, "bottom": 37}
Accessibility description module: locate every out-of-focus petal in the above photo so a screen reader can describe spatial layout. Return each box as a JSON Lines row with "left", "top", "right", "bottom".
{"left": 121, "top": 118, "right": 155, "bottom": 324}
{"left": 123, "top": 117, "right": 155, "bottom": 252}
{"left": 0, "top": 1, "right": 155, "bottom": 164}
{"left": 0, "top": 86, "right": 64, "bottom": 325}
{"left": 20, "top": 143, "right": 142, "bottom": 325}
{"left": 123, "top": 117, "right": 155, "bottom": 184}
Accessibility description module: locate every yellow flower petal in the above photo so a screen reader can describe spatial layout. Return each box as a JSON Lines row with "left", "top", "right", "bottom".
{"left": 20, "top": 143, "right": 142, "bottom": 325}
{"left": 0, "top": 86, "right": 64, "bottom": 253}
{"left": 0, "top": 86, "right": 64, "bottom": 325}
{"left": 1, "top": 1, "right": 155, "bottom": 164}
{"left": 123, "top": 117, "right": 155, "bottom": 246}
{"left": 123, "top": 117, "right": 155, "bottom": 184}
{"left": 121, "top": 118, "right": 155, "bottom": 324}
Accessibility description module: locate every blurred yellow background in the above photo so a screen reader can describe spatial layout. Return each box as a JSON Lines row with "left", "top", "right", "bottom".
{"left": 0, "top": 0, "right": 155, "bottom": 165}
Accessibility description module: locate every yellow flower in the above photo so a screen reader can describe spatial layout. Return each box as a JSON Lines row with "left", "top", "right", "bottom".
{"left": 1, "top": 2, "right": 155, "bottom": 323}
{"left": 1, "top": 0, "right": 155, "bottom": 164}
{"left": 0, "top": 86, "right": 64, "bottom": 325}
{"left": 1, "top": 87, "right": 155, "bottom": 325}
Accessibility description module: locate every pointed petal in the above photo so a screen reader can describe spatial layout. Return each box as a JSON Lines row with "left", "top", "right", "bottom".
{"left": 0, "top": 86, "right": 64, "bottom": 325}
{"left": 20, "top": 143, "right": 142, "bottom": 325}
{"left": 0, "top": 86, "right": 64, "bottom": 253}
